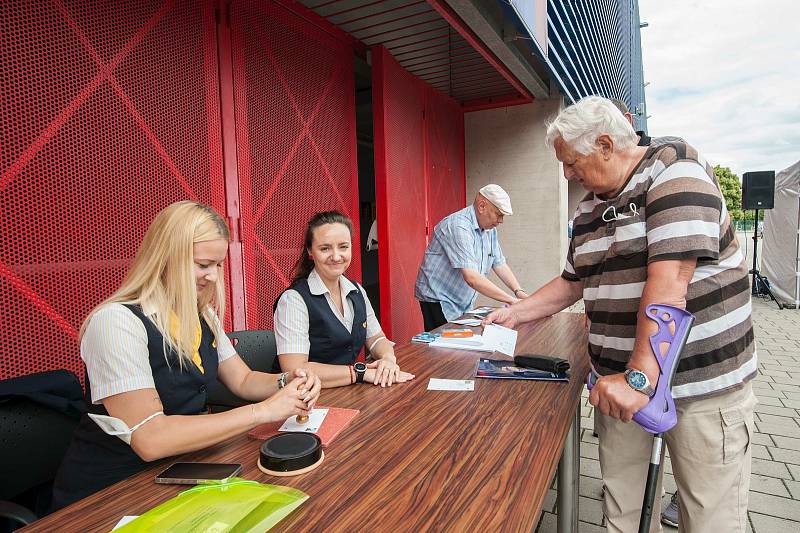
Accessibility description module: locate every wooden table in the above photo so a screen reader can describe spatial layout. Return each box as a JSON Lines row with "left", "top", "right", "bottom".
{"left": 27, "top": 313, "right": 589, "bottom": 532}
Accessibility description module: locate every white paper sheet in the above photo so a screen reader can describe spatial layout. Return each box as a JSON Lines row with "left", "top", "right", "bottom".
{"left": 481, "top": 324, "right": 518, "bottom": 356}
{"left": 279, "top": 408, "right": 328, "bottom": 433}
{"left": 112, "top": 516, "right": 139, "bottom": 530}
{"left": 429, "top": 334, "right": 495, "bottom": 352}
{"left": 427, "top": 378, "right": 475, "bottom": 391}
{"left": 429, "top": 326, "right": 517, "bottom": 355}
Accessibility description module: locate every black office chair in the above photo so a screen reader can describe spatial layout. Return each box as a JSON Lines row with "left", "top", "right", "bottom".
{"left": 207, "top": 329, "right": 278, "bottom": 412}
{"left": 0, "top": 371, "right": 83, "bottom": 531}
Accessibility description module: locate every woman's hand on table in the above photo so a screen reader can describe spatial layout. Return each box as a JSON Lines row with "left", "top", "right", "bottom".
{"left": 292, "top": 368, "right": 321, "bottom": 410}
{"left": 258, "top": 369, "right": 320, "bottom": 423}
{"left": 365, "top": 360, "right": 415, "bottom": 387}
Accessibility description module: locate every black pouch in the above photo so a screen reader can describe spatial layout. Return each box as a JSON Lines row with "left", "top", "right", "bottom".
{"left": 514, "top": 354, "right": 570, "bottom": 374}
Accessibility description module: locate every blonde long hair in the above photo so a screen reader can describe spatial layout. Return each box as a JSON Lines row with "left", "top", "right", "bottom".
{"left": 81, "top": 201, "right": 230, "bottom": 367}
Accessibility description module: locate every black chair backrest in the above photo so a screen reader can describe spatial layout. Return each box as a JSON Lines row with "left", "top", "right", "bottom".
{"left": 227, "top": 330, "right": 277, "bottom": 372}
{"left": 0, "top": 370, "right": 84, "bottom": 526}
{"left": 207, "top": 329, "right": 278, "bottom": 410}
{"left": 0, "top": 397, "right": 79, "bottom": 500}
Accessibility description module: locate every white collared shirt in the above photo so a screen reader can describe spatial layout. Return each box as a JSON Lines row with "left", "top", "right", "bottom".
{"left": 274, "top": 269, "right": 383, "bottom": 355}
{"left": 81, "top": 303, "right": 236, "bottom": 404}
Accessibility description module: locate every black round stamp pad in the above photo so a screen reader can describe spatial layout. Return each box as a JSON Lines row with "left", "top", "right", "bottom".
{"left": 258, "top": 432, "right": 323, "bottom": 477}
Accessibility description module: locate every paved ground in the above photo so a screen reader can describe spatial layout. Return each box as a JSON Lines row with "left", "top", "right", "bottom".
{"left": 536, "top": 296, "right": 800, "bottom": 532}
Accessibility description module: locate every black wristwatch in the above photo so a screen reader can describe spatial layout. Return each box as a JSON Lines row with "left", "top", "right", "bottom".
{"left": 354, "top": 362, "right": 367, "bottom": 384}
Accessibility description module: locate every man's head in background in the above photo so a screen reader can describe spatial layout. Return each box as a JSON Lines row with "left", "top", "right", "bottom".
{"left": 610, "top": 98, "right": 636, "bottom": 128}
{"left": 474, "top": 184, "right": 512, "bottom": 230}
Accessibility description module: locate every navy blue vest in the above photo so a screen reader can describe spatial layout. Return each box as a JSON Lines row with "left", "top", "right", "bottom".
{"left": 273, "top": 277, "right": 367, "bottom": 371}
{"left": 51, "top": 305, "right": 219, "bottom": 511}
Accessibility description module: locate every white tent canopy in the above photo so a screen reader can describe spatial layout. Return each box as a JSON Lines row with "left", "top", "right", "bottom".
{"left": 762, "top": 160, "right": 800, "bottom": 308}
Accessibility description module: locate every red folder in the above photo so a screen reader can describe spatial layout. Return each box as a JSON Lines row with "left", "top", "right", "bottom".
{"left": 247, "top": 406, "right": 359, "bottom": 447}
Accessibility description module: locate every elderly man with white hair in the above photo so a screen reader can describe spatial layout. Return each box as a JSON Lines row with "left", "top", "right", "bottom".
{"left": 485, "top": 96, "right": 756, "bottom": 532}
{"left": 415, "top": 184, "right": 528, "bottom": 331}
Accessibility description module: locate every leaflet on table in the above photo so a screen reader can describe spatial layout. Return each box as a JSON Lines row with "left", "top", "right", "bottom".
{"left": 411, "top": 332, "right": 442, "bottom": 344}
{"left": 465, "top": 306, "right": 496, "bottom": 318}
{"left": 449, "top": 318, "right": 481, "bottom": 327}
{"left": 475, "top": 358, "right": 569, "bottom": 381}
{"left": 427, "top": 378, "right": 475, "bottom": 391}
{"left": 428, "top": 324, "right": 517, "bottom": 355}
{"left": 466, "top": 306, "right": 495, "bottom": 314}
{"left": 480, "top": 323, "right": 517, "bottom": 356}
{"left": 429, "top": 334, "right": 495, "bottom": 352}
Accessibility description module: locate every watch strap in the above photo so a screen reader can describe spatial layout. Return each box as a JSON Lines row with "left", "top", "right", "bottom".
{"left": 354, "top": 364, "right": 366, "bottom": 384}
{"left": 639, "top": 383, "right": 656, "bottom": 397}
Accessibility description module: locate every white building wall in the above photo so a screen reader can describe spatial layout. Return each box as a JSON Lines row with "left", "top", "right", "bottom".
{"left": 464, "top": 97, "right": 568, "bottom": 305}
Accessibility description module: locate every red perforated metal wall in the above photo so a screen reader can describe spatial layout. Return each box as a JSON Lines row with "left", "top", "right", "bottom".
{"left": 425, "top": 86, "right": 466, "bottom": 229}
{"left": 230, "top": 0, "right": 360, "bottom": 331}
{"left": 374, "top": 46, "right": 466, "bottom": 342}
{"left": 0, "top": 1, "right": 226, "bottom": 382}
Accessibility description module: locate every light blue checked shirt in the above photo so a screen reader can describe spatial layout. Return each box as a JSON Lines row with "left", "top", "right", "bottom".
{"left": 415, "top": 205, "right": 506, "bottom": 320}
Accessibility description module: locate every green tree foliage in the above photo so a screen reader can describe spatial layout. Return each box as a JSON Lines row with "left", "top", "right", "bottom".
{"left": 715, "top": 165, "right": 744, "bottom": 221}
{"left": 713, "top": 165, "right": 763, "bottom": 223}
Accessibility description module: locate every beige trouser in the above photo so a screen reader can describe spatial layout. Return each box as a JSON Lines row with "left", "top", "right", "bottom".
{"left": 596, "top": 382, "right": 757, "bottom": 533}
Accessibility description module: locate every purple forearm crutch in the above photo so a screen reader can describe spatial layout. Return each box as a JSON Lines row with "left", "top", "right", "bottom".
{"left": 587, "top": 304, "right": 695, "bottom": 533}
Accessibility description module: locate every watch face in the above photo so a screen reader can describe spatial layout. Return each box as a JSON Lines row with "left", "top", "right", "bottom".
{"left": 354, "top": 362, "right": 367, "bottom": 372}
{"left": 627, "top": 370, "right": 647, "bottom": 390}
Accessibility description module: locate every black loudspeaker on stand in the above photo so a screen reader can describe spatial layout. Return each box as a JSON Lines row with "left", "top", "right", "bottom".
{"left": 742, "top": 170, "right": 775, "bottom": 210}
{"left": 743, "top": 171, "right": 782, "bottom": 309}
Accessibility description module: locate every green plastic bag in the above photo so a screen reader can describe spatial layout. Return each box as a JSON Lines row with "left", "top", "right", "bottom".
{"left": 115, "top": 478, "right": 308, "bottom": 532}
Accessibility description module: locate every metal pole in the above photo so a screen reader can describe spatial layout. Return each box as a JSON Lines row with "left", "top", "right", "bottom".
{"left": 557, "top": 406, "right": 581, "bottom": 533}
{"left": 638, "top": 433, "right": 664, "bottom": 533}
{"left": 795, "top": 196, "right": 800, "bottom": 310}
{"left": 752, "top": 209, "right": 759, "bottom": 293}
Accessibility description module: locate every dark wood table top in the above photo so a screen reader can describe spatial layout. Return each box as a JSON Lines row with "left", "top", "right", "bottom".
{"left": 27, "top": 312, "right": 589, "bottom": 532}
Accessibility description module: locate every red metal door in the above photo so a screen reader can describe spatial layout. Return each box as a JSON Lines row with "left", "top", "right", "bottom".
{"left": 229, "top": 0, "right": 361, "bottom": 330}
{"left": 373, "top": 46, "right": 427, "bottom": 342}
{"left": 373, "top": 47, "right": 466, "bottom": 342}
{"left": 0, "top": 1, "right": 225, "bottom": 382}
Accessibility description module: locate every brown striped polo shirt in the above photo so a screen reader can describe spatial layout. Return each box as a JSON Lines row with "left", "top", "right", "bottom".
{"left": 562, "top": 140, "right": 756, "bottom": 401}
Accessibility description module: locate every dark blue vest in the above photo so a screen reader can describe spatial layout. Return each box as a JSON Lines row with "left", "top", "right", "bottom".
{"left": 273, "top": 277, "right": 367, "bottom": 371}
{"left": 51, "top": 304, "right": 219, "bottom": 511}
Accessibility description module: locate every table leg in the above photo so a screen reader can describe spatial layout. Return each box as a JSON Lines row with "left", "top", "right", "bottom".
{"left": 557, "top": 405, "right": 580, "bottom": 533}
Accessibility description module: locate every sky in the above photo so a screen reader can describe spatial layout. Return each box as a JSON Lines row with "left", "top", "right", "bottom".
{"left": 638, "top": 0, "right": 800, "bottom": 178}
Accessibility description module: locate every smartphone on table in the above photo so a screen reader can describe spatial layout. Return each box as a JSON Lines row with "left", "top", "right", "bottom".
{"left": 155, "top": 462, "right": 243, "bottom": 485}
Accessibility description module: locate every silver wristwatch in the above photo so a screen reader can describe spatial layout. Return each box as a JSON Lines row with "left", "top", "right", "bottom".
{"left": 624, "top": 368, "right": 656, "bottom": 397}
{"left": 277, "top": 372, "right": 288, "bottom": 389}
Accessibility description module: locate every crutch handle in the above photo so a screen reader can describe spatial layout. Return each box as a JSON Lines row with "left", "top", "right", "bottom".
{"left": 586, "top": 304, "right": 695, "bottom": 433}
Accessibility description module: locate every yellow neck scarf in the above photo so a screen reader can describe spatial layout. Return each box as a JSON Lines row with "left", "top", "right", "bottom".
{"left": 168, "top": 311, "right": 203, "bottom": 373}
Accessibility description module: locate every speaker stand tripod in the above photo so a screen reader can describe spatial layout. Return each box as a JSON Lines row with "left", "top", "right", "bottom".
{"left": 750, "top": 209, "right": 783, "bottom": 309}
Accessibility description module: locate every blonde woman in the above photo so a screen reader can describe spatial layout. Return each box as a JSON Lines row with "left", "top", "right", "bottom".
{"left": 51, "top": 201, "right": 321, "bottom": 510}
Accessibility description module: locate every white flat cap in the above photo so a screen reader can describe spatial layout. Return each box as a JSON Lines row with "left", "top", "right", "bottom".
{"left": 479, "top": 184, "right": 512, "bottom": 215}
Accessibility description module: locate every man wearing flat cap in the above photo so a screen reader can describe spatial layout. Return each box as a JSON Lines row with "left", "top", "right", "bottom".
{"left": 414, "top": 184, "right": 528, "bottom": 331}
